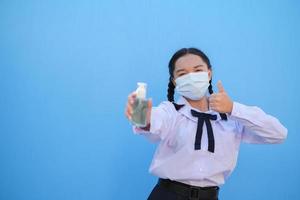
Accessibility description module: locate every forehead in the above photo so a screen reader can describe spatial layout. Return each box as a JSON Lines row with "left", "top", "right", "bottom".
{"left": 174, "top": 54, "right": 207, "bottom": 70}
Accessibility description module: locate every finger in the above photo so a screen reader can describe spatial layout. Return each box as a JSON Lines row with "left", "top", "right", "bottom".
{"left": 210, "top": 93, "right": 218, "bottom": 98}
{"left": 209, "top": 100, "right": 217, "bottom": 105}
{"left": 217, "top": 80, "right": 225, "bottom": 93}
{"left": 125, "top": 102, "right": 133, "bottom": 115}
{"left": 211, "top": 105, "right": 221, "bottom": 112}
{"left": 146, "top": 99, "right": 152, "bottom": 124}
{"left": 129, "top": 96, "right": 136, "bottom": 105}
{"left": 128, "top": 102, "right": 133, "bottom": 113}
{"left": 209, "top": 94, "right": 217, "bottom": 101}
{"left": 209, "top": 94, "right": 220, "bottom": 103}
{"left": 125, "top": 105, "right": 132, "bottom": 116}
{"left": 147, "top": 98, "right": 153, "bottom": 109}
{"left": 125, "top": 103, "right": 129, "bottom": 116}
{"left": 128, "top": 92, "right": 137, "bottom": 104}
{"left": 130, "top": 91, "right": 137, "bottom": 98}
{"left": 210, "top": 93, "right": 221, "bottom": 100}
{"left": 210, "top": 105, "right": 218, "bottom": 112}
{"left": 125, "top": 109, "right": 132, "bottom": 120}
{"left": 209, "top": 97, "right": 217, "bottom": 104}
{"left": 127, "top": 92, "right": 135, "bottom": 100}
{"left": 209, "top": 100, "right": 215, "bottom": 106}
{"left": 209, "top": 101, "right": 217, "bottom": 107}
{"left": 209, "top": 103, "right": 218, "bottom": 110}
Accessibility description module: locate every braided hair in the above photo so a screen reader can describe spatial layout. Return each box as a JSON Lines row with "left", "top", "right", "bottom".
{"left": 167, "top": 47, "right": 213, "bottom": 102}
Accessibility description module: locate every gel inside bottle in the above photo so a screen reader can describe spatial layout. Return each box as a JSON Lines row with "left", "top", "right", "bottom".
{"left": 131, "top": 82, "right": 149, "bottom": 127}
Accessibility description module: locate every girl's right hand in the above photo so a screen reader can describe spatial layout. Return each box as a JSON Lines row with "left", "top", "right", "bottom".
{"left": 125, "top": 92, "right": 152, "bottom": 128}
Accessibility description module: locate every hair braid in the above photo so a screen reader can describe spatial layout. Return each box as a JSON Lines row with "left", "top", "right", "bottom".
{"left": 208, "top": 79, "right": 213, "bottom": 94}
{"left": 167, "top": 76, "right": 175, "bottom": 102}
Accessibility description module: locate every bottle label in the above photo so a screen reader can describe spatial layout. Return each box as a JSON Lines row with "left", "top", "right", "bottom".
{"left": 131, "top": 98, "right": 148, "bottom": 127}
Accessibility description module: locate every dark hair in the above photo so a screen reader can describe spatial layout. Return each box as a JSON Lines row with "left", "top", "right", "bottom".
{"left": 167, "top": 47, "right": 213, "bottom": 102}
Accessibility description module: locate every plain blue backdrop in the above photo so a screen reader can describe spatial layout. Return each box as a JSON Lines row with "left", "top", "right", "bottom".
{"left": 1, "top": 0, "right": 299, "bottom": 199}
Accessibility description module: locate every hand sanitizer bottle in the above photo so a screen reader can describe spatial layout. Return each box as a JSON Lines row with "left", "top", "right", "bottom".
{"left": 131, "top": 82, "right": 149, "bottom": 127}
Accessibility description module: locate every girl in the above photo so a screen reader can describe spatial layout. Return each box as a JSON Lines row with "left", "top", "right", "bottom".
{"left": 125, "top": 48, "right": 287, "bottom": 200}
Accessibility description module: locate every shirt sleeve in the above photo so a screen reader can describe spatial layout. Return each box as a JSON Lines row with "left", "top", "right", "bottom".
{"left": 133, "top": 101, "right": 175, "bottom": 143}
{"left": 230, "top": 102, "right": 288, "bottom": 144}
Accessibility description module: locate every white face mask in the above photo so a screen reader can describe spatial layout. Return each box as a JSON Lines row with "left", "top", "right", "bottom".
{"left": 175, "top": 72, "right": 209, "bottom": 100}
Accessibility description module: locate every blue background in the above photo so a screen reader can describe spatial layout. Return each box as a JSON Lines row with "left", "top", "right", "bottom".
{"left": 1, "top": 0, "right": 299, "bottom": 199}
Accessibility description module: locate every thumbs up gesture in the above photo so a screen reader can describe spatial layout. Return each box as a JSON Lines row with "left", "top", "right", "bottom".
{"left": 209, "top": 81, "right": 233, "bottom": 113}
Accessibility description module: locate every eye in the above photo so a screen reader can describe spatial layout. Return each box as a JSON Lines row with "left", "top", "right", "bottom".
{"left": 195, "top": 69, "right": 203, "bottom": 72}
{"left": 178, "top": 73, "right": 186, "bottom": 77}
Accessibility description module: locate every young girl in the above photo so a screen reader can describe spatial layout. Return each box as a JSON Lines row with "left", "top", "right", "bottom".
{"left": 125, "top": 48, "right": 287, "bottom": 200}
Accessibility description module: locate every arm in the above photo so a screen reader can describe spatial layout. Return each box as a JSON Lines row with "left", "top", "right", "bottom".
{"left": 133, "top": 101, "right": 174, "bottom": 142}
{"left": 125, "top": 92, "right": 174, "bottom": 142}
{"left": 230, "top": 102, "right": 288, "bottom": 144}
{"left": 208, "top": 81, "right": 287, "bottom": 144}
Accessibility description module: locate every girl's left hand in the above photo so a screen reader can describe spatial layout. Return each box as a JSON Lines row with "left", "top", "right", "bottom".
{"left": 209, "top": 81, "right": 233, "bottom": 113}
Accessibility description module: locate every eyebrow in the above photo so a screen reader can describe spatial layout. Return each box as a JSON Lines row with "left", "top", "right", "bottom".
{"left": 175, "top": 69, "right": 186, "bottom": 74}
{"left": 175, "top": 64, "right": 204, "bottom": 73}
{"left": 193, "top": 64, "right": 204, "bottom": 68}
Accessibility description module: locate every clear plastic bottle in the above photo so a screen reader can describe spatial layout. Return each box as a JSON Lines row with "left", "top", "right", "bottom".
{"left": 131, "top": 82, "right": 149, "bottom": 127}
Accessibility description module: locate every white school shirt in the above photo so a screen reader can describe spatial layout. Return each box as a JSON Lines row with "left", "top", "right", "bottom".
{"left": 133, "top": 96, "right": 287, "bottom": 187}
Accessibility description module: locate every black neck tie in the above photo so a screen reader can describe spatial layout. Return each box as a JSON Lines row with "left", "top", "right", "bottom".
{"left": 191, "top": 110, "right": 217, "bottom": 153}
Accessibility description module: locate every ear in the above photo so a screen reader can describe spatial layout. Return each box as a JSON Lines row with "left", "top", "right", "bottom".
{"left": 172, "top": 77, "right": 176, "bottom": 87}
{"left": 208, "top": 69, "right": 212, "bottom": 81}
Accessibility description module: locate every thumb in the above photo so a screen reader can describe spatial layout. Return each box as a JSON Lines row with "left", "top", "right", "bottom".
{"left": 217, "top": 80, "right": 225, "bottom": 93}
{"left": 146, "top": 98, "right": 152, "bottom": 125}
{"left": 147, "top": 98, "right": 153, "bottom": 109}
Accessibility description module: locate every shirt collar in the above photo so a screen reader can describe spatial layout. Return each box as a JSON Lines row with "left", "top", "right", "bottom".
{"left": 176, "top": 96, "right": 223, "bottom": 122}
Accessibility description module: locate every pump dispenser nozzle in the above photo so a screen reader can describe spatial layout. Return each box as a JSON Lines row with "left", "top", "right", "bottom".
{"left": 136, "top": 82, "right": 147, "bottom": 99}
